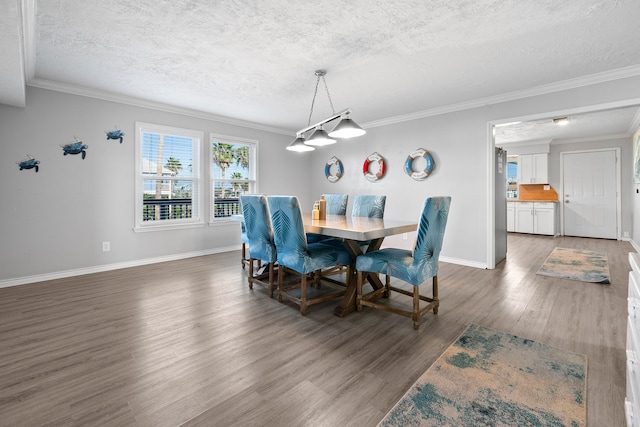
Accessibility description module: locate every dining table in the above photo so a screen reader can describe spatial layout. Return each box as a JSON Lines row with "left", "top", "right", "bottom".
{"left": 231, "top": 212, "right": 418, "bottom": 316}
{"left": 302, "top": 213, "right": 418, "bottom": 317}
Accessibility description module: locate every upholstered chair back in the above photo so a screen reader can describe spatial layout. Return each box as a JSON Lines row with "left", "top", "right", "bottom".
{"left": 240, "top": 195, "right": 277, "bottom": 264}
{"left": 323, "top": 193, "right": 349, "bottom": 215}
{"left": 351, "top": 195, "right": 386, "bottom": 218}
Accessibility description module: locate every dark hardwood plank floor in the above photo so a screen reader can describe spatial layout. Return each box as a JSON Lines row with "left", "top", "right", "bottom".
{"left": 0, "top": 234, "right": 633, "bottom": 426}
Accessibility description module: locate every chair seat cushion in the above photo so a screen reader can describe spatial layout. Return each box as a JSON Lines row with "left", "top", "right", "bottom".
{"left": 356, "top": 248, "right": 437, "bottom": 286}
{"left": 280, "top": 242, "right": 352, "bottom": 274}
{"left": 306, "top": 232, "right": 331, "bottom": 244}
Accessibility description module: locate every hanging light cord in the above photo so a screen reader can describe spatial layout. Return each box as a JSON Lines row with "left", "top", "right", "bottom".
{"left": 307, "top": 71, "right": 336, "bottom": 127}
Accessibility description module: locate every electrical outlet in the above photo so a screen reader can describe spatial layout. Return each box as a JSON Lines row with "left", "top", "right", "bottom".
{"left": 624, "top": 232, "right": 630, "bottom": 238}
{"left": 102, "top": 241, "right": 111, "bottom": 252}
{"left": 402, "top": 233, "right": 408, "bottom": 240}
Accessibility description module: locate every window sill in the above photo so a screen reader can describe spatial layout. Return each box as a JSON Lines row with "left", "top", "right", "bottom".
{"left": 134, "top": 221, "right": 205, "bottom": 233}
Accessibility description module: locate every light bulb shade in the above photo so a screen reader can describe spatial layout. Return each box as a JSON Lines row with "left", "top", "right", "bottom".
{"left": 328, "top": 117, "right": 366, "bottom": 138}
{"left": 286, "top": 136, "right": 315, "bottom": 152}
{"left": 305, "top": 127, "right": 337, "bottom": 146}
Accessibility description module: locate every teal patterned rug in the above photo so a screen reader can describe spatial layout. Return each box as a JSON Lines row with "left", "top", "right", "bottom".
{"left": 536, "top": 247, "right": 610, "bottom": 284}
{"left": 379, "top": 324, "right": 587, "bottom": 427}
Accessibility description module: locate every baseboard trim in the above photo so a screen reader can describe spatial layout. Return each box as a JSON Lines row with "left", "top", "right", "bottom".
{"left": 0, "top": 245, "right": 239, "bottom": 289}
{"left": 440, "top": 256, "right": 487, "bottom": 270}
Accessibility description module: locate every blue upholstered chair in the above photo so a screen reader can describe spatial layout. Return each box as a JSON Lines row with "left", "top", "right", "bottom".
{"left": 240, "top": 212, "right": 250, "bottom": 269}
{"left": 355, "top": 196, "right": 451, "bottom": 329}
{"left": 268, "top": 196, "right": 352, "bottom": 315}
{"left": 349, "top": 194, "right": 387, "bottom": 252}
{"left": 240, "top": 195, "right": 278, "bottom": 297}
{"left": 306, "top": 193, "right": 349, "bottom": 244}
{"left": 351, "top": 195, "right": 386, "bottom": 219}
{"left": 324, "top": 193, "right": 349, "bottom": 215}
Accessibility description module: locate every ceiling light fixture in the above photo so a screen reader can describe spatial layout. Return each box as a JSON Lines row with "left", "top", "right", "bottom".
{"left": 553, "top": 117, "right": 569, "bottom": 125}
{"left": 286, "top": 70, "right": 366, "bottom": 152}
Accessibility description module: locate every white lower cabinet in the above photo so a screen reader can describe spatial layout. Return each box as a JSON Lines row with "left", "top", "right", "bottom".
{"left": 507, "top": 203, "right": 515, "bottom": 232}
{"left": 627, "top": 253, "right": 640, "bottom": 427}
{"left": 513, "top": 202, "right": 556, "bottom": 235}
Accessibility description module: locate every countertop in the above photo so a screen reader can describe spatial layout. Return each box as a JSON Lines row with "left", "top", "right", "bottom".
{"left": 507, "top": 199, "right": 558, "bottom": 203}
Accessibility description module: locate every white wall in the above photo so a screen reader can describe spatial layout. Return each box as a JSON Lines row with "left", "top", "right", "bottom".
{"left": 633, "top": 129, "right": 640, "bottom": 248}
{"left": 0, "top": 87, "right": 310, "bottom": 284}
{"left": 309, "top": 75, "right": 640, "bottom": 267}
{"left": 3, "top": 75, "right": 640, "bottom": 285}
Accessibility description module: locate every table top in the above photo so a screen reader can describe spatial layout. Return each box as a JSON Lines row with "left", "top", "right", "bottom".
{"left": 302, "top": 214, "right": 417, "bottom": 241}
{"left": 232, "top": 213, "right": 417, "bottom": 241}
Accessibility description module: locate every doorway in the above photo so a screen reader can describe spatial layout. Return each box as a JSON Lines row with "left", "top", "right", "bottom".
{"left": 561, "top": 148, "right": 620, "bottom": 239}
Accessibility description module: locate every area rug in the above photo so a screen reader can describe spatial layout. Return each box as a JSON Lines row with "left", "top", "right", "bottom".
{"left": 536, "top": 247, "right": 610, "bottom": 284}
{"left": 379, "top": 324, "right": 587, "bottom": 427}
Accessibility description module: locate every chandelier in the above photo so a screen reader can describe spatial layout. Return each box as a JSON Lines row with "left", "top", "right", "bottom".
{"left": 287, "top": 70, "right": 366, "bottom": 152}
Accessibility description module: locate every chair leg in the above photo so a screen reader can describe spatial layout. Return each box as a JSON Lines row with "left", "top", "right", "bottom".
{"left": 277, "top": 263, "right": 284, "bottom": 302}
{"left": 356, "top": 271, "right": 363, "bottom": 312}
{"left": 268, "top": 263, "right": 275, "bottom": 298}
{"left": 241, "top": 243, "right": 247, "bottom": 269}
{"left": 384, "top": 274, "right": 391, "bottom": 298}
{"left": 300, "top": 273, "right": 308, "bottom": 315}
{"left": 413, "top": 286, "right": 421, "bottom": 330}
{"left": 432, "top": 275, "right": 439, "bottom": 314}
{"left": 248, "top": 258, "right": 254, "bottom": 289}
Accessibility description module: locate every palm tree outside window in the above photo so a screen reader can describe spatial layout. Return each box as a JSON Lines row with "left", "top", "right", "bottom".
{"left": 210, "top": 135, "right": 257, "bottom": 221}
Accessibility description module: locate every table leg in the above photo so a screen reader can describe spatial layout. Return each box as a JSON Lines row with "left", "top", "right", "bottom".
{"left": 333, "top": 238, "right": 384, "bottom": 317}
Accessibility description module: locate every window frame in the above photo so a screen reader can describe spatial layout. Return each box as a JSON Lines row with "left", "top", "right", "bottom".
{"left": 134, "top": 122, "right": 204, "bottom": 232}
{"left": 209, "top": 133, "right": 258, "bottom": 224}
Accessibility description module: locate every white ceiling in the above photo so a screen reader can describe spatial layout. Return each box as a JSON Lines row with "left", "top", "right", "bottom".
{"left": 3, "top": 0, "right": 640, "bottom": 141}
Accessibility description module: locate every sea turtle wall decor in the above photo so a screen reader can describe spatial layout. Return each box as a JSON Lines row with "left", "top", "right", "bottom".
{"left": 106, "top": 127, "right": 124, "bottom": 143}
{"left": 17, "top": 155, "right": 40, "bottom": 172}
{"left": 62, "top": 137, "right": 88, "bottom": 159}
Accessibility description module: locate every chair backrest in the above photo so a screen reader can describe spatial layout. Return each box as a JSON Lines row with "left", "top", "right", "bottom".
{"left": 240, "top": 195, "right": 277, "bottom": 263}
{"left": 267, "top": 196, "right": 308, "bottom": 257}
{"left": 323, "top": 194, "right": 348, "bottom": 215}
{"left": 413, "top": 197, "right": 451, "bottom": 266}
{"left": 351, "top": 195, "right": 386, "bottom": 218}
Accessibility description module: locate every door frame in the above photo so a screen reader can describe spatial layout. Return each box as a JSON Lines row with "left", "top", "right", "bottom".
{"left": 487, "top": 98, "right": 640, "bottom": 269}
{"left": 559, "top": 147, "right": 621, "bottom": 239}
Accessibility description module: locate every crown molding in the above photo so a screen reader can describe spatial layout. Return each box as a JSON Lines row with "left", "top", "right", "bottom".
{"left": 26, "top": 63, "right": 640, "bottom": 135}
{"left": 27, "top": 78, "right": 292, "bottom": 136}
{"left": 21, "top": 0, "right": 36, "bottom": 81}
{"left": 363, "top": 65, "right": 640, "bottom": 129}
{"left": 550, "top": 132, "right": 632, "bottom": 145}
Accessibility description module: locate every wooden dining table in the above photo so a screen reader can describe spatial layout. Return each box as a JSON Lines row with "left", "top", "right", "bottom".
{"left": 302, "top": 214, "right": 417, "bottom": 317}
{"left": 232, "top": 212, "right": 418, "bottom": 316}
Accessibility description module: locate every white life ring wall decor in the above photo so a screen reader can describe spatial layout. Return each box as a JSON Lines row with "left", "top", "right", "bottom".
{"left": 325, "top": 156, "right": 344, "bottom": 183}
{"left": 404, "top": 148, "right": 435, "bottom": 181}
{"left": 363, "top": 152, "right": 386, "bottom": 182}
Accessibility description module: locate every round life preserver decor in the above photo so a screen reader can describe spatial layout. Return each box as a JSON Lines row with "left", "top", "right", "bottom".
{"left": 362, "top": 152, "right": 386, "bottom": 182}
{"left": 325, "top": 156, "right": 344, "bottom": 183}
{"left": 404, "top": 148, "right": 435, "bottom": 181}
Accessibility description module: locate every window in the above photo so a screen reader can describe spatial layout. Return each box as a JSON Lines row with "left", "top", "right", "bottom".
{"left": 210, "top": 134, "right": 257, "bottom": 222}
{"left": 135, "top": 122, "right": 203, "bottom": 231}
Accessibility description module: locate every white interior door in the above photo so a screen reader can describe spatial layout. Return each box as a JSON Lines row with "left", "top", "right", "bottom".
{"left": 562, "top": 150, "right": 618, "bottom": 239}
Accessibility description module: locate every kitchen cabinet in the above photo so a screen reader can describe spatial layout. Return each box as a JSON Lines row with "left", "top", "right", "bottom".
{"left": 514, "top": 202, "right": 556, "bottom": 235}
{"left": 507, "top": 203, "right": 515, "bottom": 232}
{"left": 518, "top": 153, "right": 548, "bottom": 184}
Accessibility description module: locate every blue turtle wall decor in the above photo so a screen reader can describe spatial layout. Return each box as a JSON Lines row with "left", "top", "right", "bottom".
{"left": 17, "top": 155, "right": 40, "bottom": 172}
{"left": 62, "top": 137, "right": 88, "bottom": 159}
{"left": 106, "top": 127, "right": 124, "bottom": 143}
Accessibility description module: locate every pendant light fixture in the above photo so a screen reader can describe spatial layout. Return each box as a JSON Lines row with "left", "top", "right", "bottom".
{"left": 286, "top": 70, "right": 366, "bottom": 152}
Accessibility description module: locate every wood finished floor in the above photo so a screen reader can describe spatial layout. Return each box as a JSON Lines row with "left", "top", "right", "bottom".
{"left": 0, "top": 234, "right": 633, "bottom": 426}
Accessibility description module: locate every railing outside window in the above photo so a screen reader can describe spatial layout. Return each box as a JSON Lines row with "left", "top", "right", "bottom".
{"left": 142, "top": 198, "right": 241, "bottom": 220}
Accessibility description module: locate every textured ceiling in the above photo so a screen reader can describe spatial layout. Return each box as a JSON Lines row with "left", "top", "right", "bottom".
{"left": 495, "top": 106, "right": 640, "bottom": 145}
{"left": 3, "top": 0, "right": 640, "bottom": 141}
